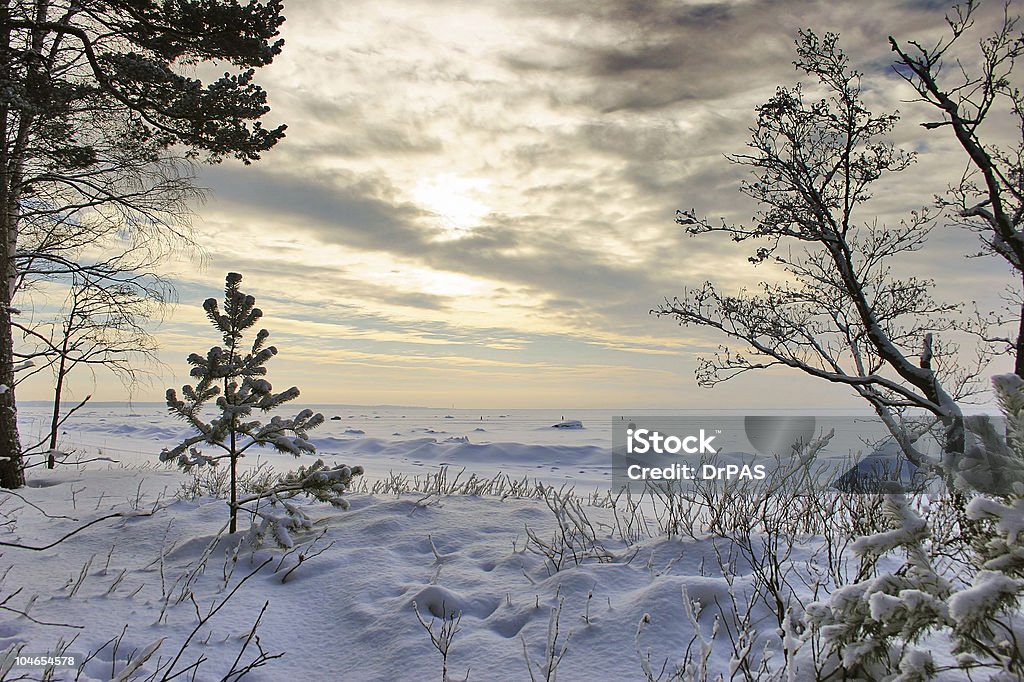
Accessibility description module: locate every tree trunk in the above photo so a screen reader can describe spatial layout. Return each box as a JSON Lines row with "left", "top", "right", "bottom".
{"left": 1016, "top": 294, "right": 1024, "bottom": 380}
{"left": 0, "top": 0, "right": 23, "bottom": 487}
{"left": 229, "top": 429, "right": 237, "bottom": 533}
{"left": 0, "top": 146, "right": 24, "bottom": 487}
{"left": 0, "top": 282, "right": 22, "bottom": 487}
{"left": 0, "top": 184, "right": 22, "bottom": 485}
{"left": 47, "top": 354, "right": 68, "bottom": 467}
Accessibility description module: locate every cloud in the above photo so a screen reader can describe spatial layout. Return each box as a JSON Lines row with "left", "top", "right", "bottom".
{"left": 197, "top": 163, "right": 701, "bottom": 339}
{"left": 199, "top": 165, "right": 430, "bottom": 249}
{"left": 19, "top": 0, "right": 1018, "bottom": 409}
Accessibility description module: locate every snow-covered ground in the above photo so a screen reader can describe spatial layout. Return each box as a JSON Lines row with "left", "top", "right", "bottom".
{"left": 0, "top": 404, "right": 972, "bottom": 680}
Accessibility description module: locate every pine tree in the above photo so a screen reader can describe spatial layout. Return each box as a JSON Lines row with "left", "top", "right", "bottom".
{"left": 0, "top": 1, "right": 289, "bottom": 488}
{"left": 162, "top": 272, "right": 326, "bottom": 532}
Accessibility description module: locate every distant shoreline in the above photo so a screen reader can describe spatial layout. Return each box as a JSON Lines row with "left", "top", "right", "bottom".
{"left": 15, "top": 401, "right": 888, "bottom": 415}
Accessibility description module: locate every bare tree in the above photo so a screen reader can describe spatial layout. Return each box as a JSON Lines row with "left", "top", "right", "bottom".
{"left": 654, "top": 31, "right": 982, "bottom": 462}
{"left": 13, "top": 116, "right": 199, "bottom": 301}
{"left": 9, "top": 120, "right": 194, "bottom": 467}
{"left": 653, "top": 10, "right": 1024, "bottom": 677}
{"left": 14, "top": 269, "right": 165, "bottom": 466}
{"left": 890, "top": 0, "right": 1024, "bottom": 377}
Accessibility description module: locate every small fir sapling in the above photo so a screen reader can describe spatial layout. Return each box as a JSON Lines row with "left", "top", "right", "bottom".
{"left": 161, "top": 273, "right": 361, "bottom": 535}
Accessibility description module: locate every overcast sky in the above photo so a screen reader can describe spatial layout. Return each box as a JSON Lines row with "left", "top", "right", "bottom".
{"left": 22, "top": 0, "right": 1020, "bottom": 409}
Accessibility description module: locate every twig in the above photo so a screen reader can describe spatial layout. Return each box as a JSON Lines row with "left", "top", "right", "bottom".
{"left": 0, "top": 490, "right": 75, "bottom": 520}
{"left": 0, "top": 509, "right": 159, "bottom": 551}
{"left": 160, "top": 557, "right": 273, "bottom": 681}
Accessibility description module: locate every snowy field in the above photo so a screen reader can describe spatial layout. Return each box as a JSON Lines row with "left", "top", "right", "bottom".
{"left": 0, "top": 404, "right": 981, "bottom": 680}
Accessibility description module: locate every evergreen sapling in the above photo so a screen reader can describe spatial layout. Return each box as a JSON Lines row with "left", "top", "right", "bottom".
{"left": 162, "top": 273, "right": 359, "bottom": 535}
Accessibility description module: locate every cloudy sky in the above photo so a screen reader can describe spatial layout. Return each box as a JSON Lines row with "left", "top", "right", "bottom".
{"left": 22, "top": 0, "right": 1020, "bottom": 408}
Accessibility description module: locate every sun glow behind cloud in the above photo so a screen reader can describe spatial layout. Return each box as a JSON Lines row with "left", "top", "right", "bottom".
{"left": 411, "top": 174, "right": 493, "bottom": 239}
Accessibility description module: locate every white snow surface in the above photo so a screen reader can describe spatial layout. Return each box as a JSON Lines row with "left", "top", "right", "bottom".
{"left": 0, "top": 404, "right": 971, "bottom": 680}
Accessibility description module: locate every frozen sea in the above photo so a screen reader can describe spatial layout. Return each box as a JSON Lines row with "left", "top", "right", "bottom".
{"left": 18, "top": 403, "right": 624, "bottom": 488}
{"left": 16, "top": 401, "right": 913, "bottom": 493}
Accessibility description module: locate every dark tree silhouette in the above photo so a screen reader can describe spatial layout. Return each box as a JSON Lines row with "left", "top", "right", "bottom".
{"left": 0, "top": 1, "right": 287, "bottom": 487}
{"left": 656, "top": 31, "right": 977, "bottom": 465}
